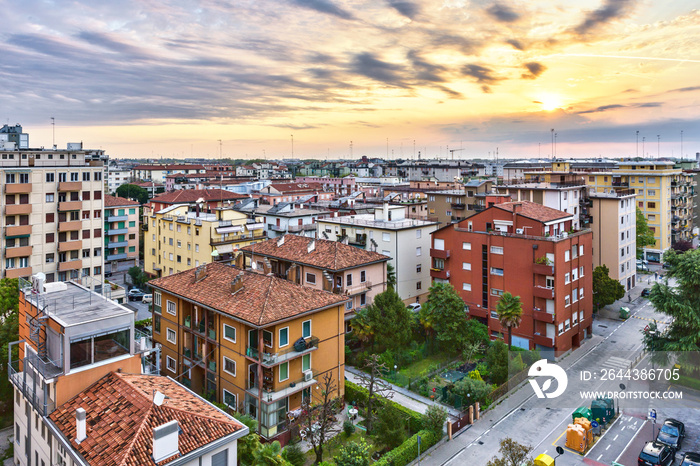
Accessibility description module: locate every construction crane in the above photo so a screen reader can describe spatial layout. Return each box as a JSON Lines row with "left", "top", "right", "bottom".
{"left": 448, "top": 147, "right": 464, "bottom": 160}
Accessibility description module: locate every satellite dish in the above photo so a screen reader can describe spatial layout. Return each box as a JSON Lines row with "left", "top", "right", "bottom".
{"left": 211, "top": 250, "right": 220, "bottom": 257}
{"left": 153, "top": 390, "right": 166, "bottom": 406}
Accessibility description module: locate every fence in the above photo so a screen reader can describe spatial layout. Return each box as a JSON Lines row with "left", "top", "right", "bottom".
{"left": 487, "top": 367, "right": 530, "bottom": 405}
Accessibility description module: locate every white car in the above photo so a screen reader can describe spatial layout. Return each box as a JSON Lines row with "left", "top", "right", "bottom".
{"left": 141, "top": 294, "right": 153, "bottom": 304}
{"left": 407, "top": 303, "right": 422, "bottom": 313}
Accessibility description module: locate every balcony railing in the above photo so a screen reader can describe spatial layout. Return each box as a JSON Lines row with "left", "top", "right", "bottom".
{"left": 451, "top": 203, "right": 466, "bottom": 210}
{"left": 533, "top": 309, "right": 554, "bottom": 323}
{"left": 58, "top": 220, "right": 82, "bottom": 232}
{"left": 106, "top": 253, "right": 128, "bottom": 261}
{"left": 245, "top": 336, "right": 320, "bottom": 367}
{"left": 5, "top": 183, "right": 32, "bottom": 194}
{"left": 533, "top": 285, "right": 554, "bottom": 299}
{"left": 5, "top": 204, "right": 32, "bottom": 215}
{"left": 533, "top": 334, "right": 554, "bottom": 347}
{"left": 58, "top": 181, "right": 82, "bottom": 192}
{"left": 533, "top": 263, "right": 554, "bottom": 275}
{"left": 107, "top": 228, "right": 129, "bottom": 236}
{"left": 58, "top": 201, "right": 82, "bottom": 211}
{"left": 466, "top": 306, "right": 488, "bottom": 319}
{"left": 106, "top": 215, "right": 129, "bottom": 222}
{"left": 430, "top": 248, "right": 450, "bottom": 260}
{"left": 5, "top": 245, "right": 32, "bottom": 258}
{"left": 107, "top": 241, "right": 129, "bottom": 249}
{"left": 430, "top": 268, "right": 450, "bottom": 280}
{"left": 247, "top": 369, "right": 319, "bottom": 404}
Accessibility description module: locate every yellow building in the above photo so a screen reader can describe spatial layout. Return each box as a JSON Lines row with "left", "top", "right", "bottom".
{"left": 144, "top": 204, "right": 266, "bottom": 277}
{"left": 149, "top": 262, "right": 348, "bottom": 441}
{"left": 585, "top": 161, "right": 679, "bottom": 262}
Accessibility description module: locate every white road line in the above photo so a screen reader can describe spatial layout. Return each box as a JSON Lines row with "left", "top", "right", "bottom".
{"left": 614, "top": 434, "right": 619, "bottom": 441}
{"left": 597, "top": 454, "right": 603, "bottom": 461}
{"left": 606, "top": 444, "right": 611, "bottom": 450}
{"left": 585, "top": 414, "right": 623, "bottom": 457}
{"left": 615, "top": 420, "right": 647, "bottom": 464}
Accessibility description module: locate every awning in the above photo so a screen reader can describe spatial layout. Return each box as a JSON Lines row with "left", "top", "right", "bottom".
{"left": 216, "top": 225, "right": 243, "bottom": 234}
{"left": 246, "top": 223, "right": 265, "bottom": 230}
{"left": 5, "top": 234, "right": 30, "bottom": 239}
{"left": 215, "top": 244, "right": 234, "bottom": 254}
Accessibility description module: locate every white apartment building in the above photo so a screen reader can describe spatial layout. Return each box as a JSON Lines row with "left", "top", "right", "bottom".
{"left": 1, "top": 143, "right": 107, "bottom": 287}
{"left": 316, "top": 203, "right": 439, "bottom": 304}
{"left": 106, "top": 166, "right": 132, "bottom": 194}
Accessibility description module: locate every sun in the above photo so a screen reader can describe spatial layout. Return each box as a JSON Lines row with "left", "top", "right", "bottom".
{"left": 539, "top": 93, "right": 563, "bottom": 111}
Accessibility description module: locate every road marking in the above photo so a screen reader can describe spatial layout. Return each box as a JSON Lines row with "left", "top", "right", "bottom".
{"left": 606, "top": 444, "right": 611, "bottom": 450}
{"left": 614, "top": 435, "right": 618, "bottom": 441}
{"left": 551, "top": 428, "right": 567, "bottom": 446}
{"left": 597, "top": 454, "right": 603, "bottom": 461}
{"left": 585, "top": 414, "right": 622, "bottom": 457}
{"left": 614, "top": 420, "right": 647, "bottom": 464}
{"left": 443, "top": 447, "right": 466, "bottom": 465}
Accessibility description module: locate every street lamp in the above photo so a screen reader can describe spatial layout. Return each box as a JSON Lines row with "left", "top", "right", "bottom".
{"left": 618, "top": 383, "right": 626, "bottom": 415}
{"left": 553, "top": 445, "right": 565, "bottom": 465}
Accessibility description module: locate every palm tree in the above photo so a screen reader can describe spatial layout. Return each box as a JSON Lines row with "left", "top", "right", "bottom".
{"left": 252, "top": 440, "right": 288, "bottom": 465}
{"left": 351, "top": 307, "right": 375, "bottom": 347}
{"left": 495, "top": 292, "right": 523, "bottom": 349}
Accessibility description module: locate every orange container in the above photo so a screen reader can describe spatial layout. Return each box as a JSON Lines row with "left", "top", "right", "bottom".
{"left": 565, "top": 424, "right": 587, "bottom": 453}
{"left": 574, "top": 417, "right": 594, "bottom": 444}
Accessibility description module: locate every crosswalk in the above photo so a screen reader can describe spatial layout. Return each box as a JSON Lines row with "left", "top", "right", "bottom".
{"left": 600, "top": 356, "right": 632, "bottom": 371}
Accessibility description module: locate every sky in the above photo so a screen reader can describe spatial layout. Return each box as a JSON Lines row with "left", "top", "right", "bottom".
{"left": 2, "top": 0, "right": 700, "bottom": 160}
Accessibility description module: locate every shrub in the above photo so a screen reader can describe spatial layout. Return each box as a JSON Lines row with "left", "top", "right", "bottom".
{"left": 374, "top": 430, "right": 441, "bottom": 466}
{"left": 281, "top": 442, "right": 305, "bottom": 466}
{"left": 343, "top": 419, "right": 356, "bottom": 437}
{"left": 334, "top": 439, "right": 371, "bottom": 466}
{"left": 468, "top": 369, "right": 484, "bottom": 382}
{"left": 344, "top": 380, "right": 423, "bottom": 434}
{"left": 452, "top": 377, "right": 492, "bottom": 405}
{"left": 421, "top": 405, "right": 447, "bottom": 436}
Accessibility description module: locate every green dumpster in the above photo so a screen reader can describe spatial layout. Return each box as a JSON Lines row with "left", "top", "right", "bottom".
{"left": 572, "top": 406, "right": 592, "bottom": 422}
{"left": 620, "top": 307, "right": 630, "bottom": 319}
{"left": 591, "top": 399, "right": 614, "bottom": 425}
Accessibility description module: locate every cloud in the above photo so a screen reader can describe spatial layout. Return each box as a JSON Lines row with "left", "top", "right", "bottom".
{"left": 578, "top": 104, "right": 626, "bottom": 114}
{"left": 521, "top": 61, "right": 547, "bottom": 79}
{"left": 407, "top": 51, "right": 447, "bottom": 83}
{"left": 462, "top": 64, "right": 501, "bottom": 84}
{"left": 288, "top": 0, "right": 355, "bottom": 20}
{"left": 573, "top": 0, "right": 635, "bottom": 35}
{"left": 668, "top": 86, "right": 700, "bottom": 93}
{"left": 485, "top": 3, "right": 520, "bottom": 22}
{"left": 387, "top": 0, "right": 420, "bottom": 20}
{"left": 351, "top": 52, "right": 406, "bottom": 85}
{"left": 505, "top": 38, "right": 526, "bottom": 51}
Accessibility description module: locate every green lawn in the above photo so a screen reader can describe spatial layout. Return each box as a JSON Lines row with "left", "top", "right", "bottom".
{"left": 398, "top": 352, "right": 452, "bottom": 379}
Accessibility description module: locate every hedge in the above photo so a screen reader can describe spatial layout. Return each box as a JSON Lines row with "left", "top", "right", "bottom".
{"left": 345, "top": 380, "right": 423, "bottom": 433}
{"left": 373, "top": 430, "right": 441, "bottom": 466}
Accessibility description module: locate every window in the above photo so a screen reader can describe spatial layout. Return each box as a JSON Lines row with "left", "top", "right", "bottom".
{"left": 462, "top": 262, "right": 471, "bottom": 270}
{"left": 346, "top": 274, "right": 353, "bottom": 286}
{"left": 302, "top": 353, "right": 311, "bottom": 372}
{"left": 416, "top": 281, "right": 422, "bottom": 290}
{"left": 648, "top": 189, "right": 656, "bottom": 196}
{"left": 82, "top": 229, "right": 90, "bottom": 239}
{"left": 620, "top": 247, "right": 624, "bottom": 258}
{"left": 279, "top": 362, "right": 289, "bottom": 382}
{"left": 416, "top": 229, "right": 422, "bottom": 239}
{"left": 491, "top": 288, "right": 503, "bottom": 296}
{"left": 94, "top": 210, "right": 101, "bottom": 218}
{"left": 94, "top": 228, "right": 101, "bottom": 238}
{"left": 302, "top": 320, "right": 312, "bottom": 339}
{"left": 279, "top": 327, "right": 289, "bottom": 348}
{"left": 580, "top": 287, "right": 584, "bottom": 299}
{"left": 263, "top": 330, "right": 273, "bottom": 347}
{"left": 565, "top": 295, "right": 571, "bottom": 307}
{"left": 572, "top": 268, "right": 578, "bottom": 281}
{"left": 83, "top": 172, "right": 90, "bottom": 181}
{"left": 223, "top": 356, "right": 236, "bottom": 376}
{"left": 648, "top": 202, "right": 656, "bottom": 209}
{"left": 46, "top": 213, "right": 54, "bottom": 223}
{"left": 579, "top": 245, "right": 584, "bottom": 256}
{"left": 70, "top": 172, "right": 79, "bottom": 181}
{"left": 434, "top": 238, "right": 444, "bottom": 250}
{"left": 565, "top": 319, "right": 571, "bottom": 330}
{"left": 558, "top": 323, "right": 564, "bottom": 335}
{"left": 46, "top": 173, "right": 54, "bottom": 182}
{"left": 46, "top": 233, "right": 54, "bottom": 243}
{"left": 167, "top": 328, "right": 176, "bottom": 344}
{"left": 223, "top": 324, "right": 236, "bottom": 342}
{"left": 154, "top": 315, "right": 161, "bottom": 333}
{"left": 463, "top": 283, "right": 472, "bottom": 291}
{"left": 45, "top": 193, "right": 55, "bottom": 203}
{"left": 490, "top": 246, "right": 503, "bottom": 254}
{"left": 565, "top": 273, "right": 570, "bottom": 284}
{"left": 383, "top": 232, "right": 390, "bottom": 242}
{"left": 94, "top": 247, "right": 101, "bottom": 256}
{"left": 360, "top": 293, "right": 366, "bottom": 306}
{"left": 360, "top": 270, "right": 366, "bottom": 283}
{"left": 83, "top": 249, "right": 90, "bottom": 258}
{"left": 490, "top": 267, "right": 503, "bottom": 276}
{"left": 416, "top": 247, "right": 421, "bottom": 256}
{"left": 195, "top": 244, "right": 199, "bottom": 252}
{"left": 306, "top": 272, "right": 316, "bottom": 284}
{"left": 463, "top": 242, "right": 471, "bottom": 250}
{"left": 166, "top": 300, "right": 176, "bottom": 316}
{"left": 573, "top": 288, "right": 578, "bottom": 302}
{"left": 565, "top": 250, "right": 570, "bottom": 262}
{"left": 580, "top": 266, "right": 584, "bottom": 277}
{"left": 166, "top": 356, "right": 176, "bottom": 373}
{"left": 223, "top": 390, "right": 237, "bottom": 409}
{"left": 46, "top": 254, "right": 54, "bottom": 264}
{"left": 94, "top": 171, "right": 102, "bottom": 181}
{"left": 572, "top": 245, "right": 578, "bottom": 258}
{"left": 416, "top": 264, "right": 421, "bottom": 273}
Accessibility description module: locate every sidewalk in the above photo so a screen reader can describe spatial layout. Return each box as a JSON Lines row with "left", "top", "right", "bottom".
{"left": 597, "top": 271, "right": 661, "bottom": 321}
{"left": 345, "top": 366, "right": 462, "bottom": 419}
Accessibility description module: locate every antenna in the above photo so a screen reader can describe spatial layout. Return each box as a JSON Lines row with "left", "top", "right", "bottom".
{"left": 51, "top": 117, "right": 55, "bottom": 147}
{"left": 153, "top": 390, "right": 167, "bottom": 406}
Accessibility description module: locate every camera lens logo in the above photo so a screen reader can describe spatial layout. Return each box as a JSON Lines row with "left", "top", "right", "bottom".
{"left": 528, "top": 359, "right": 568, "bottom": 399}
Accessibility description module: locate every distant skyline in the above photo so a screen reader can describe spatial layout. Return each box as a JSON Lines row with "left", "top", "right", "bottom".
{"left": 2, "top": 1, "right": 699, "bottom": 160}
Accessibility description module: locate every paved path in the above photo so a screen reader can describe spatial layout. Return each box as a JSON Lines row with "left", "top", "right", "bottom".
{"left": 345, "top": 366, "right": 462, "bottom": 419}
{"left": 0, "top": 426, "right": 13, "bottom": 466}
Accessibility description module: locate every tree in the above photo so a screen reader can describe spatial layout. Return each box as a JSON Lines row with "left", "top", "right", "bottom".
{"left": 232, "top": 414, "right": 262, "bottom": 465}
{"left": 374, "top": 404, "right": 406, "bottom": 449}
{"left": 299, "top": 372, "right": 341, "bottom": 464}
{"left": 452, "top": 376, "right": 492, "bottom": 405}
{"left": 421, "top": 282, "right": 470, "bottom": 352}
{"left": 486, "top": 340, "right": 509, "bottom": 385}
{"left": 350, "top": 307, "right": 374, "bottom": 347}
{"left": 355, "top": 354, "right": 394, "bottom": 434}
{"left": 495, "top": 292, "right": 523, "bottom": 349}
{"left": 464, "top": 318, "right": 490, "bottom": 349}
{"left": 486, "top": 438, "right": 534, "bottom": 466}
{"left": 422, "top": 405, "right": 447, "bottom": 436}
{"left": 128, "top": 266, "right": 149, "bottom": 289}
{"left": 116, "top": 183, "right": 149, "bottom": 204}
{"left": 386, "top": 263, "right": 397, "bottom": 290}
{"left": 636, "top": 207, "right": 656, "bottom": 258}
{"left": 592, "top": 265, "right": 625, "bottom": 312}
{"left": 334, "top": 439, "right": 371, "bottom": 466}
{"left": 252, "top": 441, "right": 291, "bottom": 466}
{"left": 0, "top": 278, "right": 19, "bottom": 423}
{"left": 672, "top": 239, "right": 693, "bottom": 252}
{"left": 281, "top": 443, "right": 305, "bottom": 466}
{"left": 365, "top": 289, "right": 412, "bottom": 351}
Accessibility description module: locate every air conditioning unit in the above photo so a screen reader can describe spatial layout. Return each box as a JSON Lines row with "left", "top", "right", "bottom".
{"left": 516, "top": 228, "right": 524, "bottom": 234}
{"left": 303, "top": 370, "right": 313, "bottom": 382}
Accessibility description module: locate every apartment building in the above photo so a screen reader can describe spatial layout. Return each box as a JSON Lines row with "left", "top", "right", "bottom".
{"left": 1, "top": 142, "right": 106, "bottom": 286}
{"left": 253, "top": 203, "right": 330, "bottom": 239}
{"left": 144, "top": 204, "right": 266, "bottom": 277}
{"left": 242, "top": 234, "right": 389, "bottom": 325}
{"left": 10, "top": 276, "right": 155, "bottom": 465}
{"left": 132, "top": 164, "right": 206, "bottom": 183}
{"left": 149, "top": 262, "right": 348, "bottom": 443}
{"left": 585, "top": 161, "right": 679, "bottom": 262}
{"left": 145, "top": 189, "right": 247, "bottom": 216}
{"left": 255, "top": 182, "right": 334, "bottom": 205}
{"left": 426, "top": 180, "right": 494, "bottom": 224}
{"left": 316, "top": 204, "right": 439, "bottom": 304}
{"left": 590, "top": 190, "right": 638, "bottom": 290}
{"left": 104, "top": 195, "right": 140, "bottom": 271}
{"left": 105, "top": 166, "right": 132, "bottom": 194}
{"left": 430, "top": 201, "right": 593, "bottom": 356}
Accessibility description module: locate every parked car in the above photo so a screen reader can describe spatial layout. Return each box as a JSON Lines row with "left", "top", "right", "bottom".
{"left": 128, "top": 288, "right": 146, "bottom": 301}
{"left": 141, "top": 294, "right": 153, "bottom": 304}
{"left": 656, "top": 418, "right": 685, "bottom": 453}
{"left": 641, "top": 288, "right": 651, "bottom": 297}
{"left": 407, "top": 303, "right": 421, "bottom": 313}
{"left": 637, "top": 259, "right": 649, "bottom": 272}
{"left": 662, "top": 262, "right": 672, "bottom": 269}
{"left": 638, "top": 441, "right": 674, "bottom": 466}
{"left": 680, "top": 452, "right": 700, "bottom": 466}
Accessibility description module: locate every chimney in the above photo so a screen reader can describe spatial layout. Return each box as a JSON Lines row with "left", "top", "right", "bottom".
{"left": 512, "top": 202, "right": 522, "bottom": 213}
{"left": 307, "top": 239, "right": 316, "bottom": 253}
{"left": 194, "top": 263, "right": 207, "bottom": 282}
{"left": 277, "top": 235, "right": 285, "bottom": 247}
{"left": 153, "top": 420, "right": 180, "bottom": 463}
{"left": 76, "top": 408, "right": 87, "bottom": 443}
{"left": 231, "top": 271, "right": 245, "bottom": 294}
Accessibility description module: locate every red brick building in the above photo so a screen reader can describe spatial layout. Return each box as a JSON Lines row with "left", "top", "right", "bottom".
{"left": 430, "top": 201, "right": 593, "bottom": 356}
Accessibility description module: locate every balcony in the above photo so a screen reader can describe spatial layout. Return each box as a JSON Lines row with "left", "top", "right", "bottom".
{"left": 57, "top": 181, "right": 82, "bottom": 192}
{"left": 245, "top": 336, "right": 320, "bottom": 368}
{"left": 5, "top": 183, "right": 31, "bottom": 194}
{"left": 58, "top": 201, "right": 82, "bottom": 211}
{"left": 467, "top": 306, "right": 488, "bottom": 319}
{"left": 430, "top": 268, "right": 450, "bottom": 280}
{"left": 5, "top": 225, "right": 31, "bottom": 237}
{"left": 246, "top": 369, "right": 318, "bottom": 404}
{"left": 430, "top": 248, "right": 450, "bottom": 260}
{"left": 533, "top": 309, "right": 554, "bottom": 323}
{"left": 9, "top": 357, "right": 60, "bottom": 416}
{"left": 474, "top": 204, "right": 486, "bottom": 212}
{"left": 451, "top": 203, "right": 466, "bottom": 210}
{"left": 106, "top": 215, "right": 129, "bottom": 222}
{"left": 58, "top": 220, "right": 82, "bottom": 232}
{"left": 5, "top": 267, "right": 32, "bottom": 279}
{"left": 533, "top": 334, "right": 554, "bottom": 347}
{"left": 107, "top": 240, "right": 129, "bottom": 248}
{"left": 107, "top": 228, "right": 129, "bottom": 236}
{"left": 533, "top": 286, "right": 555, "bottom": 299}
{"left": 58, "top": 259, "right": 82, "bottom": 272}
{"left": 611, "top": 181, "right": 629, "bottom": 188}
{"left": 288, "top": 223, "right": 318, "bottom": 233}
{"left": 106, "top": 253, "right": 128, "bottom": 261}
{"left": 5, "top": 246, "right": 32, "bottom": 258}
{"left": 5, "top": 204, "right": 32, "bottom": 215}
{"left": 533, "top": 263, "right": 554, "bottom": 275}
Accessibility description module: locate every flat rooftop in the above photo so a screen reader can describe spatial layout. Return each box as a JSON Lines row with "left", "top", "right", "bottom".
{"left": 24, "top": 282, "right": 133, "bottom": 328}
{"left": 319, "top": 214, "right": 438, "bottom": 230}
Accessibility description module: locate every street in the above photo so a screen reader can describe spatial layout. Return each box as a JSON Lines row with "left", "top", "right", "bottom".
{"left": 422, "top": 278, "right": 700, "bottom": 466}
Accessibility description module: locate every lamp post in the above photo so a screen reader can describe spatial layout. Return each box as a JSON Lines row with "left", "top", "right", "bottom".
{"left": 618, "top": 383, "right": 626, "bottom": 415}
{"left": 553, "top": 445, "right": 565, "bottom": 465}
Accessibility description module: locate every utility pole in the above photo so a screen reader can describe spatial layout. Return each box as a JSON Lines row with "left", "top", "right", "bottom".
{"left": 551, "top": 128, "right": 554, "bottom": 159}
{"left": 643, "top": 137, "right": 645, "bottom": 158}
{"left": 291, "top": 134, "right": 294, "bottom": 158}
{"left": 51, "top": 117, "right": 55, "bottom": 148}
{"left": 657, "top": 135, "right": 660, "bottom": 158}
{"left": 636, "top": 130, "right": 639, "bottom": 158}
{"left": 681, "top": 130, "right": 684, "bottom": 158}
{"left": 218, "top": 139, "right": 222, "bottom": 158}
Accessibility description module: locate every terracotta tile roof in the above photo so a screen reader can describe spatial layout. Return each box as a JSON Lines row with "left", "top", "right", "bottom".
{"left": 493, "top": 201, "right": 572, "bottom": 223}
{"left": 267, "top": 182, "right": 326, "bottom": 193}
{"left": 150, "top": 189, "right": 246, "bottom": 205}
{"left": 241, "top": 234, "right": 389, "bottom": 271}
{"left": 132, "top": 181, "right": 164, "bottom": 188}
{"left": 104, "top": 194, "right": 140, "bottom": 207}
{"left": 48, "top": 372, "right": 245, "bottom": 466}
{"left": 149, "top": 262, "right": 348, "bottom": 326}
{"left": 133, "top": 164, "right": 205, "bottom": 171}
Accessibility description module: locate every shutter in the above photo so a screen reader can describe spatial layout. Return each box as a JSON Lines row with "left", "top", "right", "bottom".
{"left": 212, "top": 449, "right": 228, "bottom": 466}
